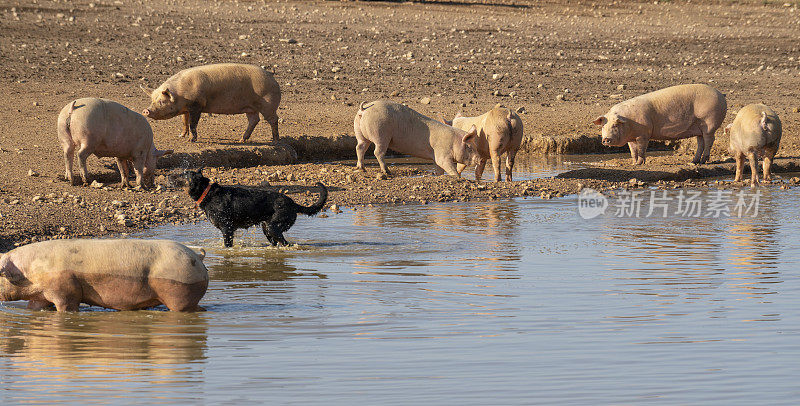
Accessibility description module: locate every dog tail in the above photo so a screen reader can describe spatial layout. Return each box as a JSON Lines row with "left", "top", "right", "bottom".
{"left": 295, "top": 182, "right": 328, "bottom": 216}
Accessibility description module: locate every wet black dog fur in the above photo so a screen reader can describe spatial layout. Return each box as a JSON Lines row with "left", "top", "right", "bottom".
{"left": 184, "top": 168, "right": 327, "bottom": 247}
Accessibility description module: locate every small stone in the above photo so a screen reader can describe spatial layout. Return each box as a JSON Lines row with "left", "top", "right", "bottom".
{"left": 33, "top": 101, "right": 40, "bottom": 107}
{"left": 420, "top": 97, "right": 431, "bottom": 105}
{"left": 556, "top": 94, "right": 565, "bottom": 101}
{"left": 27, "top": 169, "right": 39, "bottom": 177}
{"left": 516, "top": 106, "right": 526, "bottom": 114}
{"left": 90, "top": 180, "right": 104, "bottom": 188}
{"left": 32, "top": 195, "right": 42, "bottom": 202}
{"left": 492, "top": 73, "right": 503, "bottom": 80}
{"left": 629, "top": 178, "right": 639, "bottom": 186}
{"left": 617, "top": 84, "right": 627, "bottom": 90}
{"left": 331, "top": 66, "right": 342, "bottom": 73}
{"left": 330, "top": 204, "right": 341, "bottom": 213}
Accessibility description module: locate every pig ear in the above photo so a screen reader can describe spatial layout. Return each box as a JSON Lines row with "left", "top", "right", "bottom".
{"left": 162, "top": 88, "right": 175, "bottom": 102}
{"left": 760, "top": 112, "right": 768, "bottom": 131}
{"left": 593, "top": 116, "right": 607, "bottom": 126}
{"left": 139, "top": 84, "right": 154, "bottom": 96}
{"left": 462, "top": 125, "right": 477, "bottom": 143}
{"left": 0, "top": 261, "right": 26, "bottom": 286}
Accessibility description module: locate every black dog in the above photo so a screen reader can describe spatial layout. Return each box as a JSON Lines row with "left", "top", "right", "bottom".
{"left": 184, "top": 169, "right": 327, "bottom": 247}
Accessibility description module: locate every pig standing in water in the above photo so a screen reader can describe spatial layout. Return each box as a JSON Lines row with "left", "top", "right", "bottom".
{"left": 594, "top": 84, "right": 727, "bottom": 165}
{"left": 354, "top": 100, "right": 480, "bottom": 176}
{"left": 445, "top": 105, "right": 524, "bottom": 182}
{"left": 0, "top": 239, "right": 208, "bottom": 312}
{"left": 57, "top": 98, "right": 172, "bottom": 188}
{"left": 142, "top": 63, "right": 281, "bottom": 143}
{"left": 727, "top": 104, "right": 782, "bottom": 186}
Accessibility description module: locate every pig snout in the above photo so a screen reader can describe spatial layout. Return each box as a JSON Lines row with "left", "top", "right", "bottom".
{"left": 601, "top": 137, "right": 613, "bottom": 146}
{"left": 142, "top": 108, "right": 151, "bottom": 117}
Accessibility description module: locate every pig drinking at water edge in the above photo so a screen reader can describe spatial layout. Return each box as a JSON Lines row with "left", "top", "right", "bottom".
{"left": 354, "top": 100, "right": 480, "bottom": 177}
{"left": 445, "top": 104, "right": 523, "bottom": 182}
{"left": 727, "top": 104, "right": 782, "bottom": 187}
{"left": 0, "top": 239, "right": 208, "bottom": 312}
{"left": 142, "top": 63, "right": 281, "bottom": 143}
{"left": 57, "top": 98, "right": 172, "bottom": 188}
{"left": 594, "top": 84, "right": 726, "bottom": 165}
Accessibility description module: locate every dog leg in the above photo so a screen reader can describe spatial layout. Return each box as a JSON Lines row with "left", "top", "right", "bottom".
{"left": 222, "top": 229, "right": 235, "bottom": 248}
{"left": 261, "top": 222, "right": 278, "bottom": 246}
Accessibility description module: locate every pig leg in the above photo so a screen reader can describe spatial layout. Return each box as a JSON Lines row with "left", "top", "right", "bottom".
{"left": 115, "top": 158, "right": 131, "bottom": 188}
{"left": 627, "top": 137, "right": 647, "bottom": 165}
{"left": 240, "top": 112, "right": 261, "bottom": 143}
{"left": 505, "top": 150, "right": 518, "bottom": 182}
{"left": 435, "top": 155, "right": 460, "bottom": 177}
{"left": 63, "top": 144, "right": 75, "bottom": 185}
{"left": 76, "top": 147, "right": 92, "bottom": 185}
{"left": 180, "top": 113, "right": 190, "bottom": 138}
{"left": 490, "top": 150, "right": 502, "bottom": 182}
{"left": 263, "top": 110, "right": 280, "bottom": 142}
{"left": 130, "top": 155, "right": 146, "bottom": 189}
{"left": 474, "top": 158, "right": 487, "bottom": 181}
{"left": 354, "top": 121, "right": 371, "bottom": 172}
{"left": 43, "top": 274, "right": 82, "bottom": 312}
{"left": 355, "top": 139, "right": 371, "bottom": 172}
{"left": 763, "top": 147, "right": 777, "bottom": 182}
{"left": 691, "top": 135, "right": 705, "bottom": 165}
{"left": 747, "top": 152, "right": 759, "bottom": 187}
{"left": 700, "top": 132, "right": 715, "bottom": 164}
{"left": 188, "top": 104, "right": 203, "bottom": 142}
{"left": 733, "top": 152, "right": 745, "bottom": 182}
{"left": 373, "top": 141, "right": 392, "bottom": 176}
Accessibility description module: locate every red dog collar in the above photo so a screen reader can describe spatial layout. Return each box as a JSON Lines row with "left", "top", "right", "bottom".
{"left": 195, "top": 183, "right": 213, "bottom": 207}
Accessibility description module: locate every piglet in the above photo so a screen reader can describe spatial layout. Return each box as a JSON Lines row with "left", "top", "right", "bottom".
{"left": 594, "top": 84, "right": 727, "bottom": 165}
{"left": 142, "top": 63, "right": 281, "bottom": 143}
{"left": 57, "top": 98, "right": 172, "bottom": 188}
{"left": 0, "top": 239, "right": 208, "bottom": 312}
{"left": 727, "top": 104, "right": 782, "bottom": 186}
{"left": 445, "top": 104, "right": 523, "bottom": 182}
{"left": 354, "top": 100, "right": 479, "bottom": 176}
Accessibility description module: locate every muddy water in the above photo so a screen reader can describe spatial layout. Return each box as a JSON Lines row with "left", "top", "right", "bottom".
{"left": 2, "top": 187, "right": 800, "bottom": 404}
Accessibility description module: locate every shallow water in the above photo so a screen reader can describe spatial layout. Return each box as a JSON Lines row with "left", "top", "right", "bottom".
{"left": 2, "top": 186, "right": 800, "bottom": 404}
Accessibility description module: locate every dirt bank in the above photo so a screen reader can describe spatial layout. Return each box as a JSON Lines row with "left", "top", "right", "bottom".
{"left": 2, "top": 0, "right": 800, "bottom": 251}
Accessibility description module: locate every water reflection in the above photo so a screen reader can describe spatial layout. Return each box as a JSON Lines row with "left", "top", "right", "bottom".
{"left": 0, "top": 307, "right": 207, "bottom": 402}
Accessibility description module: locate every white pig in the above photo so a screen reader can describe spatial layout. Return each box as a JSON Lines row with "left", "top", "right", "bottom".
{"left": 593, "top": 84, "right": 727, "bottom": 165}
{"left": 446, "top": 105, "right": 523, "bottom": 182}
{"left": 57, "top": 98, "right": 172, "bottom": 188}
{"left": 142, "top": 63, "right": 281, "bottom": 143}
{"left": 353, "top": 100, "right": 479, "bottom": 176}
{"left": 0, "top": 239, "right": 208, "bottom": 312}
{"left": 726, "top": 104, "right": 782, "bottom": 186}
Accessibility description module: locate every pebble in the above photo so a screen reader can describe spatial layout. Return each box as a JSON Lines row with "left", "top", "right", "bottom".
{"left": 27, "top": 169, "right": 39, "bottom": 177}
{"left": 90, "top": 180, "right": 104, "bottom": 188}
{"left": 420, "top": 97, "right": 431, "bottom": 105}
